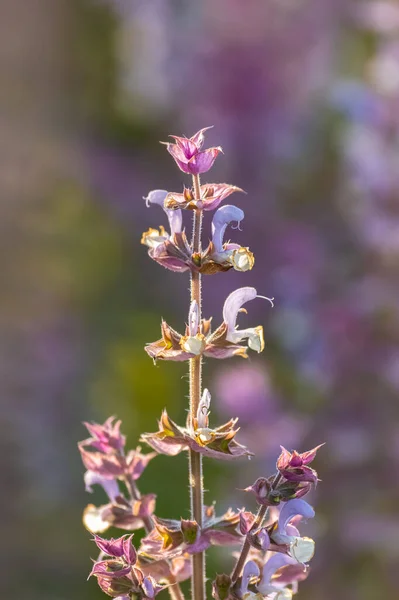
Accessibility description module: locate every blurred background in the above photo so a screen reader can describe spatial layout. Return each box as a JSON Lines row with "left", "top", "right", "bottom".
{"left": 1, "top": 0, "right": 399, "bottom": 598}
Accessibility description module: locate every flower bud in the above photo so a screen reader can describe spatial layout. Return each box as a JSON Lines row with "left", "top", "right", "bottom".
{"left": 212, "top": 574, "right": 232, "bottom": 600}
{"left": 188, "top": 301, "right": 200, "bottom": 336}
{"left": 181, "top": 519, "right": 200, "bottom": 545}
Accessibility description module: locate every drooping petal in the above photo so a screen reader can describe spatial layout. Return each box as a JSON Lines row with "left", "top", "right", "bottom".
{"left": 145, "top": 189, "right": 182, "bottom": 235}
{"left": 222, "top": 287, "right": 258, "bottom": 333}
{"left": 212, "top": 205, "right": 245, "bottom": 253}
{"left": 241, "top": 560, "right": 260, "bottom": 596}
{"left": 84, "top": 471, "right": 120, "bottom": 501}
{"left": 277, "top": 499, "right": 315, "bottom": 535}
{"left": 257, "top": 554, "right": 297, "bottom": 595}
{"left": 141, "top": 576, "right": 156, "bottom": 599}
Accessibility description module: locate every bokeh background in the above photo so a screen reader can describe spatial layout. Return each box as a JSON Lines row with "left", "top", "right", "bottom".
{"left": 2, "top": 0, "right": 399, "bottom": 598}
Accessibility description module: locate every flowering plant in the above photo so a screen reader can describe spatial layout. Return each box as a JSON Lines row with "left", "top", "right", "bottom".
{"left": 79, "top": 128, "right": 322, "bottom": 600}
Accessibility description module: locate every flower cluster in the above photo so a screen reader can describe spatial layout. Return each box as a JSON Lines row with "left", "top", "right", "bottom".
{"left": 145, "top": 288, "right": 273, "bottom": 363}
{"left": 141, "top": 190, "right": 255, "bottom": 274}
{"left": 141, "top": 389, "right": 252, "bottom": 460}
{"left": 79, "top": 127, "right": 322, "bottom": 600}
{"left": 78, "top": 418, "right": 156, "bottom": 534}
{"left": 89, "top": 534, "right": 163, "bottom": 600}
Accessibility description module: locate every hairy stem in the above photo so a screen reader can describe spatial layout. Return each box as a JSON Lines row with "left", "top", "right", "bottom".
{"left": 231, "top": 504, "right": 267, "bottom": 583}
{"left": 189, "top": 173, "right": 205, "bottom": 600}
{"left": 231, "top": 473, "right": 283, "bottom": 583}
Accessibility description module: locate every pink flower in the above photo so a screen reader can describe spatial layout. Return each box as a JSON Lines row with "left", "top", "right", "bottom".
{"left": 163, "top": 127, "right": 222, "bottom": 175}
{"left": 141, "top": 190, "right": 191, "bottom": 274}
{"left": 277, "top": 444, "right": 323, "bottom": 484}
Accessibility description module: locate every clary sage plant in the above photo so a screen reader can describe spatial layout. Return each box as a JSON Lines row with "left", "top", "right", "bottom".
{"left": 78, "top": 128, "right": 322, "bottom": 600}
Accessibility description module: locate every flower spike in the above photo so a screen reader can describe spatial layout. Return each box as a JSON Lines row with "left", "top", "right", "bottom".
{"left": 81, "top": 127, "right": 321, "bottom": 600}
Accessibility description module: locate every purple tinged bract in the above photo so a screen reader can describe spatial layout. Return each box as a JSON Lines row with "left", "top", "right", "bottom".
{"left": 164, "top": 127, "right": 222, "bottom": 175}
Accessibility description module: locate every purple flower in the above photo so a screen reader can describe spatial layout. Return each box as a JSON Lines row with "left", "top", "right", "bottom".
{"left": 145, "top": 287, "right": 272, "bottom": 362}
{"left": 223, "top": 287, "right": 274, "bottom": 353}
{"left": 163, "top": 127, "right": 222, "bottom": 175}
{"left": 143, "top": 192, "right": 254, "bottom": 275}
{"left": 240, "top": 560, "right": 260, "bottom": 597}
{"left": 277, "top": 445, "right": 323, "bottom": 484}
{"left": 79, "top": 418, "right": 155, "bottom": 482}
{"left": 93, "top": 534, "right": 137, "bottom": 563}
{"left": 208, "top": 205, "right": 254, "bottom": 272}
{"left": 84, "top": 471, "right": 121, "bottom": 502}
{"left": 141, "top": 190, "right": 191, "bottom": 274}
{"left": 89, "top": 532, "right": 163, "bottom": 599}
{"left": 244, "top": 477, "right": 279, "bottom": 507}
{"left": 256, "top": 554, "right": 297, "bottom": 597}
{"left": 84, "top": 417, "right": 126, "bottom": 454}
{"left": 271, "top": 498, "right": 315, "bottom": 563}
{"left": 83, "top": 494, "right": 156, "bottom": 534}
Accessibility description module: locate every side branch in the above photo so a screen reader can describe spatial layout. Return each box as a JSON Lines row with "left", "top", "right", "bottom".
{"left": 231, "top": 473, "right": 283, "bottom": 583}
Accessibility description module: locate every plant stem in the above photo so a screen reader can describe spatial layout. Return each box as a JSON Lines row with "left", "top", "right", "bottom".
{"left": 231, "top": 473, "right": 283, "bottom": 583}
{"left": 231, "top": 504, "right": 267, "bottom": 583}
{"left": 189, "top": 173, "right": 205, "bottom": 600}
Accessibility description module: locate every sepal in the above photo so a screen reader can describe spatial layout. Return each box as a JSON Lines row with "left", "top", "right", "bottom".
{"left": 141, "top": 400, "right": 252, "bottom": 461}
